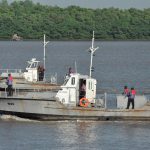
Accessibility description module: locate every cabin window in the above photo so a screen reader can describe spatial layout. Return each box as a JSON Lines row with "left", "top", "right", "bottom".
{"left": 71, "top": 77, "right": 75, "bottom": 85}
{"left": 32, "top": 63, "right": 36, "bottom": 68}
{"left": 89, "top": 81, "right": 92, "bottom": 90}
{"left": 88, "top": 82, "right": 90, "bottom": 90}
{"left": 63, "top": 78, "right": 69, "bottom": 85}
{"left": 27, "top": 64, "right": 30, "bottom": 68}
{"left": 88, "top": 81, "right": 93, "bottom": 90}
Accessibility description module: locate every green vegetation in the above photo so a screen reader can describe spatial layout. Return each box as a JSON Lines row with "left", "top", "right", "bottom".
{"left": 0, "top": 0, "right": 150, "bottom": 40}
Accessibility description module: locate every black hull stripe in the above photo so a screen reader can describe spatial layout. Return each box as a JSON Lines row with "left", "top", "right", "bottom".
{"left": 1, "top": 111, "right": 150, "bottom": 121}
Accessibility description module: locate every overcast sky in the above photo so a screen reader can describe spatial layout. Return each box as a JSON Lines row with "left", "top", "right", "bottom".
{"left": 7, "top": 0, "right": 150, "bottom": 9}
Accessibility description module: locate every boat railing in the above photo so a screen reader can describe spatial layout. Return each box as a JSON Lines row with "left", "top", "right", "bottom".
{"left": 0, "top": 87, "right": 57, "bottom": 98}
{"left": 0, "top": 69, "right": 23, "bottom": 75}
{"left": 45, "top": 73, "right": 57, "bottom": 84}
{"left": 95, "top": 93, "right": 107, "bottom": 108}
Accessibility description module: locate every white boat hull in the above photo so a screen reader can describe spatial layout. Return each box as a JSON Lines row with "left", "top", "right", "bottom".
{"left": 0, "top": 97, "right": 150, "bottom": 121}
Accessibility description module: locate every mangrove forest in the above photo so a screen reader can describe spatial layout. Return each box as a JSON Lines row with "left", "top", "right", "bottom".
{"left": 0, "top": 0, "right": 150, "bottom": 40}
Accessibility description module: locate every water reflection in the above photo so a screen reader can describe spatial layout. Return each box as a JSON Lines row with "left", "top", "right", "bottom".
{"left": 53, "top": 121, "right": 98, "bottom": 150}
{"left": 0, "top": 120, "right": 150, "bottom": 150}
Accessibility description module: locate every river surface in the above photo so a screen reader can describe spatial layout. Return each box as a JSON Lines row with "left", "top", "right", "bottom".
{"left": 0, "top": 118, "right": 150, "bottom": 150}
{"left": 0, "top": 41, "right": 150, "bottom": 150}
{"left": 0, "top": 41, "right": 150, "bottom": 93}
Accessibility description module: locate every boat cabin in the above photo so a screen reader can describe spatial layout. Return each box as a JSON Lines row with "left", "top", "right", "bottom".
{"left": 56, "top": 73, "right": 97, "bottom": 106}
{"left": 23, "top": 58, "right": 40, "bottom": 82}
{"left": 0, "top": 58, "right": 43, "bottom": 83}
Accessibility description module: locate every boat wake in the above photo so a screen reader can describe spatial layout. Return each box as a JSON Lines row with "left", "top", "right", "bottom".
{"left": 0, "top": 114, "right": 39, "bottom": 122}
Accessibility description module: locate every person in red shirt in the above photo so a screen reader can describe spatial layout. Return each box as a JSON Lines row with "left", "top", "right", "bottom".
{"left": 126, "top": 87, "right": 136, "bottom": 109}
{"left": 7, "top": 73, "right": 13, "bottom": 96}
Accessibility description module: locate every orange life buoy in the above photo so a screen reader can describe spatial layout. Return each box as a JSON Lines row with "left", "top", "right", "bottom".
{"left": 79, "top": 98, "right": 89, "bottom": 107}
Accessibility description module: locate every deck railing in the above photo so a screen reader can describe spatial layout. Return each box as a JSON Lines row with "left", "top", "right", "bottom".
{"left": 0, "top": 69, "right": 23, "bottom": 74}
{"left": 0, "top": 87, "right": 57, "bottom": 98}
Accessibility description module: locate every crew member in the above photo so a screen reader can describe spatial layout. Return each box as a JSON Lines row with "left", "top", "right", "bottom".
{"left": 126, "top": 87, "right": 136, "bottom": 109}
{"left": 68, "top": 67, "right": 73, "bottom": 76}
{"left": 38, "top": 65, "right": 42, "bottom": 81}
{"left": 40, "top": 65, "right": 45, "bottom": 81}
{"left": 80, "top": 80, "right": 86, "bottom": 99}
{"left": 38, "top": 65, "right": 45, "bottom": 81}
{"left": 7, "top": 73, "right": 13, "bottom": 96}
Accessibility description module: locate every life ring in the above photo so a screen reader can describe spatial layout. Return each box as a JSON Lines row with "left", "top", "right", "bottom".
{"left": 79, "top": 98, "right": 89, "bottom": 107}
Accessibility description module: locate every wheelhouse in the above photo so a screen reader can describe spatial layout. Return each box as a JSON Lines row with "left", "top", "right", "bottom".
{"left": 56, "top": 73, "right": 97, "bottom": 106}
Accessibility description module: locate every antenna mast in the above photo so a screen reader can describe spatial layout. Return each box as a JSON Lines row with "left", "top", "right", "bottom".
{"left": 43, "top": 34, "right": 49, "bottom": 81}
{"left": 89, "top": 31, "right": 99, "bottom": 78}
{"left": 75, "top": 61, "right": 77, "bottom": 73}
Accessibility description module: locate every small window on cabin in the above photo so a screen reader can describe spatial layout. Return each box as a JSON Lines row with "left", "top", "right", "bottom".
{"left": 33, "top": 63, "right": 36, "bottom": 68}
{"left": 88, "top": 81, "right": 91, "bottom": 90}
{"left": 31, "top": 64, "right": 34, "bottom": 68}
{"left": 63, "top": 78, "right": 69, "bottom": 85}
{"left": 71, "top": 77, "right": 75, "bottom": 85}
{"left": 88, "top": 81, "right": 93, "bottom": 90}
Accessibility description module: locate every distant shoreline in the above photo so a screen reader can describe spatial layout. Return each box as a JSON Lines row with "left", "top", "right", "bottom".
{"left": 0, "top": 39, "right": 150, "bottom": 42}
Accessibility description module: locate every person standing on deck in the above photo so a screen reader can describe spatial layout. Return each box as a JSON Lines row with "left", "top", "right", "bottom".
{"left": 38, "top": 65, "right": 42, "bottom": 81}
{"left": 126, "top": 87, "right": 136, "bottom": 109}
{"left": 40, "top": 65, "right": 45, "bottom": 81}
{"left": 68, "top": 67, "right": 74, "bottom": 76}
{"left": 80, "top": 80, "right": 86, "bottom": 99}
{"left": 6, "top": 73, "right": 13, "bottom": 96}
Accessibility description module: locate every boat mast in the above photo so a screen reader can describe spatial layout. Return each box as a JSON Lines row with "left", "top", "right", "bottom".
{"left": 89, "top": 31, "right": 99, "bottom": 78}
{"left": 75, "top": 60, "right": 77, "bottom": 73}
{"left": 43, "top": 34, "right": 49, "bottom": 81}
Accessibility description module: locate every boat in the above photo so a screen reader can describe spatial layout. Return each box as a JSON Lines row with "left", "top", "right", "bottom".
{"left": 0, "top": 35, "right": 60, "bottom": 92}
{"left": 0, "top": 57, "right": 59, "bottom": 91}
{"left": 0, "top": 31, "right": 150, "bottom": 121}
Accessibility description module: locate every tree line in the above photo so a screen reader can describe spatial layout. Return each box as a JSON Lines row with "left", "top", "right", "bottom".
{"left": 0, "top": 0, "right": 150, "bottom": 40}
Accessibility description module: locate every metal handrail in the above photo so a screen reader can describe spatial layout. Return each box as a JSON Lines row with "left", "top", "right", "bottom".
{"left": 0, "top": 69, "right": 23, "bottom": 74}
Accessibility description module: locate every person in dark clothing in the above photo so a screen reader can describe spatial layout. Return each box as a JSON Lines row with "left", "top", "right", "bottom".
{"left": 68, "top": 67, "right": 73, "bottom": 76}
{"left": 6, "top": 74, "right": 13, "bottom": 96}
{"left": 38, "top": 65, "right": 45, "bottom": 81}
{"left": 126, "top": 87, "right": 136, "bottom": 109}
{"left": 38, "top": 65, "right": 42, "bottom": 81}
{"left": 40, "top": 66, "right": 45, "bottom": 81}
{"left": 80, "top": 80, "right": 86, "bottom": 99}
